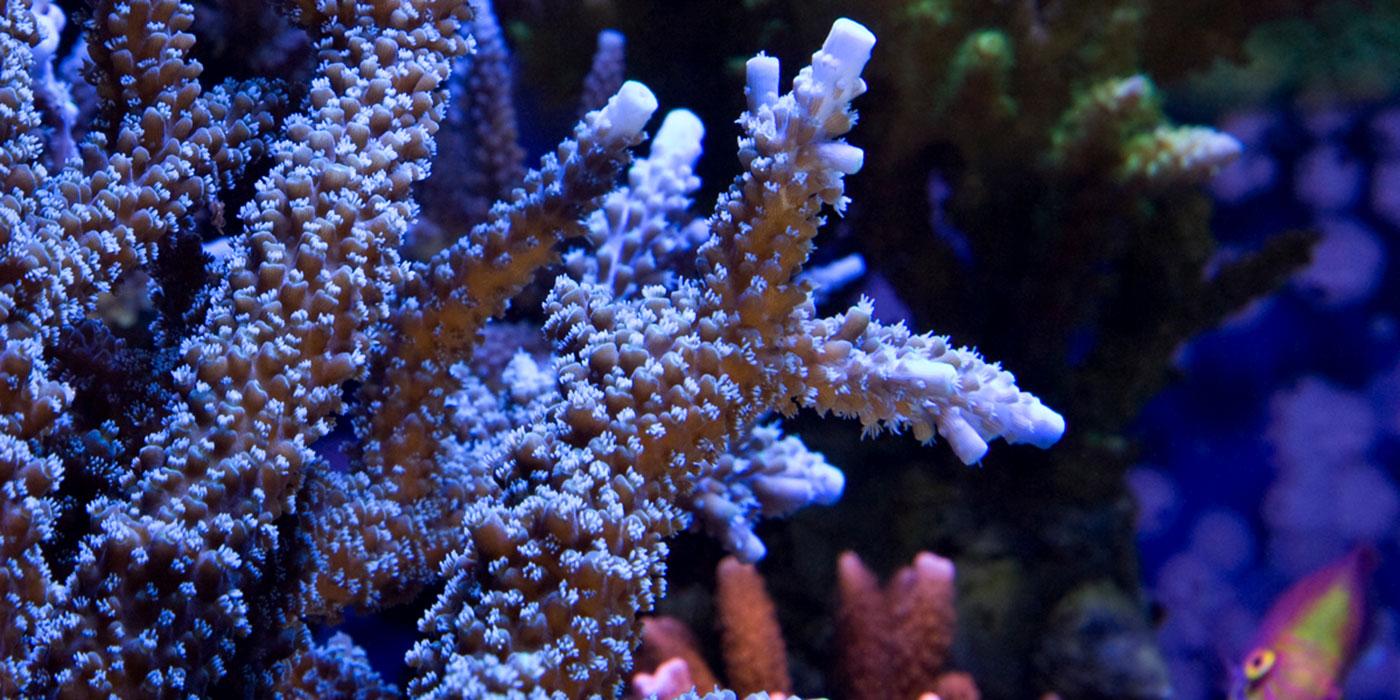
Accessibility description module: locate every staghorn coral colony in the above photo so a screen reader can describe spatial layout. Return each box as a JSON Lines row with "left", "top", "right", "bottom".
{"left": 497, "top": 2, "right": 1321, "bottom": 697}
{"left": 0, "top": 0, "right": 1083, "bottom": 697}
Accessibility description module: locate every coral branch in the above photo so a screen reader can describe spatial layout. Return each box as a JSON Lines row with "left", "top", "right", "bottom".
{"left": 889, "top": 553, "right": 959, "bottom": 698}
{"left": 412, "top": 0, "right": 526, "bottom": 252}
{"left": 580, "top": 29, "right": 627, "bottom": 116}
{"left": 793, "top": 302, "right": 1064, "bottom": 463}
{"left": 638, "top": 616, "right": 720, "bottom": 693}
{"left": 36, "top": 1, "right": 469, "bottom": 693}
{"left": 715, "top": 557, "right": 791, "bottom": 695}
{"left": 699, "top": 19, "right": 874, "bottom": 347}
{"left": 835, "top": 551, "right": 894, "bottom": 700}
{"left": 299, "top": 82, "right": 657, "bottom": 616}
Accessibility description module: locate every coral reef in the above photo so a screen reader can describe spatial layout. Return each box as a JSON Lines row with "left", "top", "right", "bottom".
{"left": 0, "top": 2, "right": 1066, "bottom": 697}
{"left": 510, "top": 3, "right": 1317, "bottom": 695}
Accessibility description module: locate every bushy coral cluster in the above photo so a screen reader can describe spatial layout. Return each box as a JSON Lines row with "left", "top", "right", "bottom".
{"left": 0, "top": 1, "right": 1064, "bottom": 696}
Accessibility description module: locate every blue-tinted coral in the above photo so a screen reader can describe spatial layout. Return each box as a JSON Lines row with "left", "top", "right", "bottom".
{"left": 0, "top": 2, "right": 1063, "bottom": 697}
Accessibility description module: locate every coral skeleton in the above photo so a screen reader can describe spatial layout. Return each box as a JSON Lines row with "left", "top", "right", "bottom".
{"left": 0, "top": 2, "right": 1061, "bottom": 697}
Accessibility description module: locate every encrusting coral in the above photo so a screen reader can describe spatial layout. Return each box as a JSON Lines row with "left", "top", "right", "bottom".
{"left": 0, "top": 2, "right": 1066, "bottom": 697}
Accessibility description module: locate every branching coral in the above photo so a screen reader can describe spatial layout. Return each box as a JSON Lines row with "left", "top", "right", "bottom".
{"left": 494, "top": 2, "right": 1319, "bottom": 695}
{"left": 630, "top": 551, "right": 977, "bottom": 700}
{"left": 0, "top": 3, "right": 1060, "bottom": 698}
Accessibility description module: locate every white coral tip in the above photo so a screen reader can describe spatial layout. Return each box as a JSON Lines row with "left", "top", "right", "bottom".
{"left": 731, "top": 528, "right": 767, "bottom": 564}
{"left": 653, "top": 109, "right": 705, "bottom": 167}
{"left": 814, "top": 465, "right": 845, "bottom": 504}
{"left": 1016, "top": 402, "right": 1066, "bottom": 448}
{"left": 632, "top": 658, "right": 694, "bottom": 699}
{"left": 942, "top": 414, "right": 989, "bottom": 465}
{"left": 817, "top": 142, "right": 865, "bottom": 174}
{"left": 755, "top": 469, "right": 844, "bottom": 510}
{"left": 1115, "top": 75, "right": 1150, "bottom": 102}
{"left": 1192, "top": 130, "right": 1242, "bottom": 166}
{"left": 603, "top": 80, "right": 659, "bottom": 138}
{"left": 746, "top": 54, "right": 781, "bottom": 111}
{"left": 597, "top": 28, "right": 625, "bottom": 51}
{"left": 818, "top": 18, "right": 876, "bottom": 83}
{"left": 913, "top": 552, "right": 955, "bottom": 581}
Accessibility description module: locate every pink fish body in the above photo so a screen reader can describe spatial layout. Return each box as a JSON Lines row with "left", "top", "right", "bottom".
{"left": 1232, "top": 548, "right": 1375, "bottom": 700}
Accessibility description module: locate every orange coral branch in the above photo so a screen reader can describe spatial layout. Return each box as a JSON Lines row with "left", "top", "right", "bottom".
{"left": 715, "top": 556, "right": 792, "bottom": 696}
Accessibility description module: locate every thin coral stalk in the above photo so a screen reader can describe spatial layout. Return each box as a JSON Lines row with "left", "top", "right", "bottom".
{"left": 716, "top": 557, "right": 792, "bottom": 696}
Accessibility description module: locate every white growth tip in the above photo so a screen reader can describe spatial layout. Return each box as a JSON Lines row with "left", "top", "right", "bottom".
{"left": 746, "top": 54, "right": 781, "bottom": 112}
{"left": 652, "top": 109, "right": 705, "bottom": 168}
{"left": 803, "top": 254, "right": 866, "bottom": 296}
{"left": 1185, "top": 130, "right": 1243, "bottom": 167}
{"left": 815, "top": 18, "right": 876, "bottom": 86}
{"left": 1115, "top": 75, "right": 1150, "bottom": 102}
{"left": 33, "top": 0, "right": 66, "bottom": 61}
{"left": 202, "top": 237, "right": 235, "bottom": 263}
{"left": 597, "top": 28, "right": 625, "bottom": 51}
{"left": 817, "top": 142, "right": 865, "bottom": 174}
{"left": 733, "top": 530, "right": 767, "bottom": 564}
{"left": 812, "top": 465, "right": 845, "bottom": 504}
{"left": 941, "top": 413, "right": 989, "bottom": 465}
{"left": 1015, "top": 403, "right": 1066, "bottom": 448}
{"left": 603, "top": 80, "right": 659, "bottom": 138}
{"left": 913, "top": 552, "right": 955, "bottom": 581}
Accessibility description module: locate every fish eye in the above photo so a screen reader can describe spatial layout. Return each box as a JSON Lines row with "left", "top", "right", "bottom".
{"left": 1244, "top": 648, "right": 1277, "bottom": 682}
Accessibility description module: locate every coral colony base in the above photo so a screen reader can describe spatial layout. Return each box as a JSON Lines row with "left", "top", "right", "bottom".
{"left": 0, "top": 1, "right": 1073, "bottom": 697}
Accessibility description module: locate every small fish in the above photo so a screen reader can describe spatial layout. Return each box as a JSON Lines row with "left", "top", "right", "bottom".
{"left": 1231, "top": 547, "right": 1376, "bottom": 700}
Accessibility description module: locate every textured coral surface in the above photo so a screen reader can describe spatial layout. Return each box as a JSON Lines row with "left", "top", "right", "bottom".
{"left": 0, "top": 2, "right": 1067, "bottom": 697}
